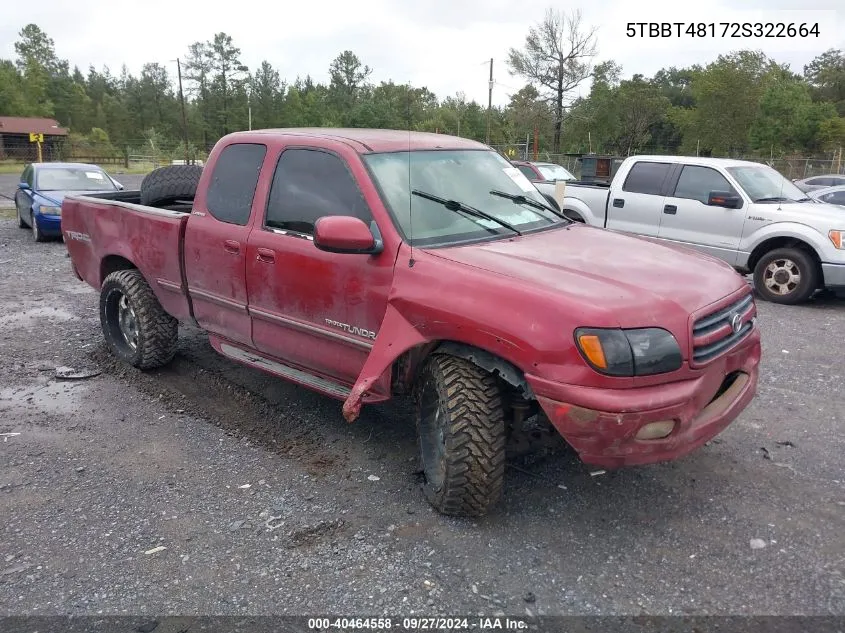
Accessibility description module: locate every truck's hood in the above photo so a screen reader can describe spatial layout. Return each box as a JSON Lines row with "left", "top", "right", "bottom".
{"left": 753, "top": 200, "right": 845, "bottom": 226}
{"left": 429, "top": 224, "right": 746, "bottom": 326}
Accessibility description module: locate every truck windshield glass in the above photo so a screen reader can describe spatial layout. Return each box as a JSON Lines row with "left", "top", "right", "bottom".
{"left": 36, "top": 167, "right": 117, "bottom": 191}
{"left": 726, "top": 165, "right": 809, "bottom": 203}
{"left": 537, "top": 164, "right": 575, "bottom": 181}
{"left": 364, "top": 149, "right": 563, "bottom": 246}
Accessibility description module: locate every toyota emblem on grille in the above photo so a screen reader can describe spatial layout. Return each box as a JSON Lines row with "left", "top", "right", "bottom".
{"left": 730, "top": 313, "right": 742, "bottom": 334}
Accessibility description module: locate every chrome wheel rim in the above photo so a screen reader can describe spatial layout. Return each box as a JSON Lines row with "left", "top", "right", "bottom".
{"left": 117, "top": 294, "right": 139, "bottom": 350}
{"left": 763, "top": 258, "right": 800, "bottom": 296}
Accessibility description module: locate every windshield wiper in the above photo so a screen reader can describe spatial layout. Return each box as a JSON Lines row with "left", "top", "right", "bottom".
{"left": 754, "top": 196, "right": 790, "bottom": 203}
{"left": 411, "top": 190, "right": 522, "bottom": 236}
{"left": 489, "top": 189, "right": 569, "bottom": 222}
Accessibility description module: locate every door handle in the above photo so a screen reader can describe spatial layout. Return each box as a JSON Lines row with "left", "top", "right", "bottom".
{"left": 612, "top": 198, "right": 624, "bottom": 208}
{"left": 663, "top": 205, "right": 677, "bottom": 215}
{"left": 256, "top": 248, "right": 275, "bottom": 263}
{"left": 223, "top": 239, "right": 240, "bottom": 254}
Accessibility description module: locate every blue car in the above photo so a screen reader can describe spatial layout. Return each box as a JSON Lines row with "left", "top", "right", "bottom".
{"left": 15, "top": 162, "right": 123, "bottom": 242}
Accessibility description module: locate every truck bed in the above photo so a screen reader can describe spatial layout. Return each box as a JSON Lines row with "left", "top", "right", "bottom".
{"left": 61, "top": 191, "right": 194, "bottom": 322}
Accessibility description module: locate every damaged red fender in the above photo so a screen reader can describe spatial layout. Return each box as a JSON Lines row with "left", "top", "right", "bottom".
{"left": 342, "top": 302, "right": 427, "bottom": 422}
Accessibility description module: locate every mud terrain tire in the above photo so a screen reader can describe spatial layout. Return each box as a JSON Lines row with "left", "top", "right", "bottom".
{"left": 139, "top": 165, "right": 202, "bottom": 207}
{"left": 414, "top": 354, "right": 506, "bottom": 517}
{"left": 100, "top": 269, "right": 178, "bottom": 369}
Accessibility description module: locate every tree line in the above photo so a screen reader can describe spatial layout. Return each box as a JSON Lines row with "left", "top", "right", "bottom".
{"left": 1, "top": 11, "right": 843, "bottom": 163}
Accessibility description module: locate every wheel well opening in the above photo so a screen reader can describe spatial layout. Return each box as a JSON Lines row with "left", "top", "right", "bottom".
{"left": 100, "top": 255, "right": 137, "bottom": 286}
{"left": 747, "top": 237, "right": 822, "bottom": 277}
{"left": 391, "top": 340, "right": 534, "bottom": 400}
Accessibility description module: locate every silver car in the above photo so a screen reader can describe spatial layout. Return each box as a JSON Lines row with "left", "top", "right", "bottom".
{"left": 793, "top": 174, "right": 845, "bottom": 192}
{"left": 809, "top": 184, "right": 845, "bottom": 207}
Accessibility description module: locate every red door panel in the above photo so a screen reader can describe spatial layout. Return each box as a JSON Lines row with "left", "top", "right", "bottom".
{"left": 246, "top": 229, "right": 394, "bottom": 384}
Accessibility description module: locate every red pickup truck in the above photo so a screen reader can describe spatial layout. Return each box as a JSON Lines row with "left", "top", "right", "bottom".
{"left": 62, "top": 128, "right": 761, "bottom": 517}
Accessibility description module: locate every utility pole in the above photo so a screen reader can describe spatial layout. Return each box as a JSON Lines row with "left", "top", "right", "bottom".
{"left": 176, "top": 58, "right": 190, "bottom": 164}
{"left": 485, "top": 58, "right": 493, "bottom": 145}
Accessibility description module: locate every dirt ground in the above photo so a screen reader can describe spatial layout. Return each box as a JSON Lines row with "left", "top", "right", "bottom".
{"left": 0, "top": 212, "right": 843, "bottom": 617}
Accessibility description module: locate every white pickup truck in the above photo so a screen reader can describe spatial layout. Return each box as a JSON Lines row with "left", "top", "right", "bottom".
{"left": 535, "top": 155, "right": 845, "bottom": 304}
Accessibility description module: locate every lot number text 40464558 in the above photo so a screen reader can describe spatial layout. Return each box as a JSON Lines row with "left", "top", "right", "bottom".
{"left": 626, "top": 22, "right": 821, "bottom": 39}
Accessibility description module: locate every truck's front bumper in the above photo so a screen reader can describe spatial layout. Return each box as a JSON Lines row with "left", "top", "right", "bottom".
{"left": 822, "top": 262, "right": 845, "bottom": 288}
{"left": 526, "top": 330, "right": 761, "bottom": 468}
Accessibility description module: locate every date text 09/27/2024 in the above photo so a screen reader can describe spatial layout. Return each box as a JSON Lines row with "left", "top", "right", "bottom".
{"left": 626, "top": 22, "right": 821, "bottom": 38}
{"left": 307, "top": 617, "right": 529, "bottom": 630}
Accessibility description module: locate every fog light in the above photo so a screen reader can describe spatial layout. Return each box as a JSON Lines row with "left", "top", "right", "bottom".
{"left": 635, "top": 420, "right": 675, "bottom": 440}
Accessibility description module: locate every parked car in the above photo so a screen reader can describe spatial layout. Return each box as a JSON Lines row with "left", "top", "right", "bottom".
{"left": 534, "top": 156, "right": 845, "bottom": 305}
{"left": 809, "top": 184, "right": 845, "bottom": 207}
{"left": 792, "top": 174, "right": 845, "bottom": 193}
{"left": 62, "top": 129, "right": 760, "bottom": 517}
{"left": 15, "top": 162, "right": 123, "bottom": 242}
{"left": 511, "top": 159, "right": 576, "bottom": 183}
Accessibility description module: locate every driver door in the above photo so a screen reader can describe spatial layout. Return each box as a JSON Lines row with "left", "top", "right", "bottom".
{"left": 658, "top": 164, "right": 746, "bottom": 264}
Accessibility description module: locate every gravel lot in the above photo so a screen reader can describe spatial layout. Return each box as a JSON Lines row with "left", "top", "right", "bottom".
{"left": 0, "top": 211, "right": 843, "bottom": 618}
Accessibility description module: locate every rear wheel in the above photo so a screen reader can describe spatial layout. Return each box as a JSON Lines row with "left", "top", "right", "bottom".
{"left": 100, "top": 269, "right": 178, "bottom": 369}
{"left": 414, "top": 354, "right": 506, "bottom": 517}
{"left": 753, "top": 247, "right": 819, "bottom": 304}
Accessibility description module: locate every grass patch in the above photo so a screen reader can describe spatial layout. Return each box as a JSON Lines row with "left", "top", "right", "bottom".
{"left": 0, "top": 206, "right": 17, "bottom": 220}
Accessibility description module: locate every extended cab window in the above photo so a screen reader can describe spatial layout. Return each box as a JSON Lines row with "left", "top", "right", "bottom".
{"left": 672, "top": 165, "right": 736, "bottom": 204}
{"left": 265, "top": 148, "right": 371, "bottom": 235}
{"left": 205, "top": 143, "right": 267, "bottom": 225}
{"left": 622, "top": 162, "right": 672, "bottom": 195}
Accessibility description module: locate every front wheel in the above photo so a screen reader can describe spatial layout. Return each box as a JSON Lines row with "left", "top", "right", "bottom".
{"left": 753, "top": 247, "right": 819, "bottom": 304}
{"left": 31, "top": 212, "right": 46, "bottom": 242}
{"left": 100, "top": 269, "right": 178, "bottom": 369}
{"left": 413, "top": 354, "right": 506, "bottom": 517}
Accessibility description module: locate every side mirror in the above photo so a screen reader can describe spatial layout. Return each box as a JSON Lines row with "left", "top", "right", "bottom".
{"left": 708, "top": 191, "right": 743, "bottom": 209}
{"left": 313, "top": 216, "right": 383, "bottom": 255}
{"left": 113, "top": 180, "right": 124, "bottom": 190}
{"left": 18, "top": 182, "right": 30, "bottom": 190}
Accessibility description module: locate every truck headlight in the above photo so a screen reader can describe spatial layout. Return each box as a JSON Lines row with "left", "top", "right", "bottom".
{"left": 830, "top": 230, "right": 845, "bottom": 249}
{"left": 40, "top": 205, "right": 61, "bottom": 216}
{"left": 574, "top": 327, "right": 683, "bottom": 377}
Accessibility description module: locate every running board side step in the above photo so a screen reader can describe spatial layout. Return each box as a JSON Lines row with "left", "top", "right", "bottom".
{"left": 214, "top": 339, "right": 352, "bottom": 401}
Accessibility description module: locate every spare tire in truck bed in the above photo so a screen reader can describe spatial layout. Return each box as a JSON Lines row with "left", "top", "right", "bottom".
{"left": 140, "top": 165, "right": 203, "bottom": 207}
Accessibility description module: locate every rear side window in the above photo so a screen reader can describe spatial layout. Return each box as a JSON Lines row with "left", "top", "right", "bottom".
{"left": 622, "top": 162, "right": 672, "bottom": 195}
{"left": 807, "top": 177, "right": 832, "bottom": 186}
{"left": 672, "top": 165, "right": 735, "bottom": 204}
{"left": 516, "top": 165, "right": 536, "bottom": 180}
{"left": 205, "top": 143, "right": 267, "bottom": 225}
{"left": 832, "top": 177, "right": 845, "bottom": 186}
{"left": 264, "top": 148, "right": 371, "bottom": 235}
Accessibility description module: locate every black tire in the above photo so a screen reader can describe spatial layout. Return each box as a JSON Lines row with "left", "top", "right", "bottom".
{"left": 562, "top": 209, "right": 585, "bottom": 223}
{"left": 139, "top": 165, "right": 202, "bottom": 207}
{"left": 413, "top": 354, "right": 506, "bottom": 517}
{"left": 99, "top": 269, "right": 178, "bottom": 369}
{"left": 31, "top": 212, "right": 46, "bottom": 242}
{"left": 753, "top": 247, "right": 819, "bottom": 305}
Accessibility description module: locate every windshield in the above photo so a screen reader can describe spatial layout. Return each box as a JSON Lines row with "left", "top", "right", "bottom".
{"left": 364, "top": 149, "right": 562, "bottom": 246}
{"left": 725, "top": 165, "right": 807, "bottom": 202}
{"left": 537, "top": 164, "right": 575, "bottom": 181}
{"left": 36, "top": 167, "right": 117, "bottom": 191}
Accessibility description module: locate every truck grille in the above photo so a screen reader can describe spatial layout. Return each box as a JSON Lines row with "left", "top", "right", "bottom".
{"left": 691, "top": 291, "right": 756, "bottom": 365}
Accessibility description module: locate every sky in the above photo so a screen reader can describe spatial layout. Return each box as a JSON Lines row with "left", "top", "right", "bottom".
{"left": 1, "top": 0, "right": 843, "bottom": 107}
